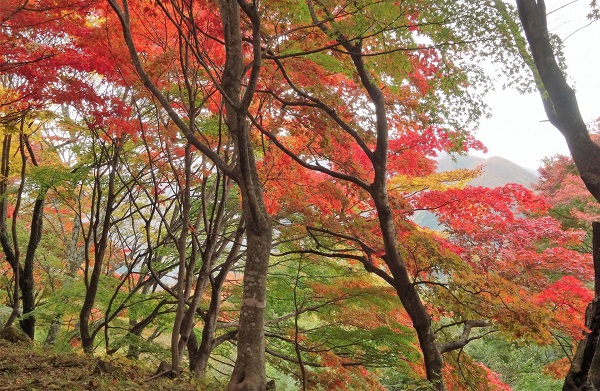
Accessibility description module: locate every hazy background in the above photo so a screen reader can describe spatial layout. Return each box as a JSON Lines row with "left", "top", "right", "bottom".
{"left": 472, "top": 0, "right": 600, "bottom": 170}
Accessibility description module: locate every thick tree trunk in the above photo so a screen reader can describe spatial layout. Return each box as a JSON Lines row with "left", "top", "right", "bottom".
{"left": 217, "top": 1, "right": 270, "bottom": 390}
{"left": 227, "top": 227, "right": 271, "bottom": 391}
{"left": 515, "top": 0, "right": 600, "bottom": 202}
{"left": 514, "top": 1, "right": 600, "bottom": 389}
{"left": 564, "top": 222, "right": 600, "bottom": 390}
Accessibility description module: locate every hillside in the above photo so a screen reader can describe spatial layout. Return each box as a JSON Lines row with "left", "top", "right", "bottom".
{"left": 436, "top": 154, "right": 538, "bottom": 188}
{"left": 0, "top": 334, "right": 202, "bottom": 391}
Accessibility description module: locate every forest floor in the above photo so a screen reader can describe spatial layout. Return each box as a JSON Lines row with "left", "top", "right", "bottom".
{"left": 0, "top": 336, "right": 204, "bottom": 391}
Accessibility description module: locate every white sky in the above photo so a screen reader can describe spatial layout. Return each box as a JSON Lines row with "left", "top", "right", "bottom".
{"left": 471, "top": 0, "right": 600, "bottom": 170}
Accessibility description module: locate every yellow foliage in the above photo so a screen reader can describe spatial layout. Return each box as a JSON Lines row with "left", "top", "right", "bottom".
{"left": 388, "top": 167, "right": 482, "bottom": 193}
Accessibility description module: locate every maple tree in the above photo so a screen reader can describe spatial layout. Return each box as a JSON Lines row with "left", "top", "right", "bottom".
{"left": 102, "top": 1, "right": 274, "bottom": 387}
{"left": 247, "top": 1, "right": 548, "bottom": 389}
{"left": 0, "top": 110, "right": 49, "bottom": 339}
{"left": 536, "top": 127, "right": 600, "bottom": 237}
{"left": 0, "top": 0, "right": 597, "bottom": 390}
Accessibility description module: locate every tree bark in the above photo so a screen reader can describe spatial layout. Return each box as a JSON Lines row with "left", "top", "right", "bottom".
{"left": 345, "top": 35, "right": 446, "bottom": 390}
{"left": 219, "top": 0, "right": 272, "bottom": 391}
{"left": 0, "top": 134, "right": 20, "bottom": 330}
{"left": 515, "top": 0, "right": 600, "bottom": 202}
{"left": 371, "top": 183, "right": 445, "bottom": 390}
{"left": 190, "top": 220, "right": 244, "bottom": 377}
{"left": 0, "top": 130, "right": 47, "bottom": 339}
{"left": 563, "top": 222, "right": 600, "bottom": 390}
{"left": 19, "top": 195, "right": 46, "bottom": 339}
{"left": 217, "top": 2, "right": 271, "bottom": 389}
{"left": 170, "top": 143, "right": 192, "bottom": 374}
{"left": 514, "top": 1, "right": 600, "bottom": 389}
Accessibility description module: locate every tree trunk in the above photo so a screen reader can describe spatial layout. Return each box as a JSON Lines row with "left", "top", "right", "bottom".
{"left": 191, "top": 278, "right": 223, "bottom": 377}
{"left": 170, "top": 143, "right": 192, "bottom": 374}
{"left": 371, "top": 184, "right": 446, "bottom": 390}
{"left": 564, "top": 222, "right": 600, "bottom": 390}
{"left": 46, "top": 214, "right": 81, "bottom": 346}
{"left": 0, "top": 131, "right": 47, "bottom": 339}
{"left": 0, "top": 135, "right": 20, "bottom": 331}
{"left": 190, "top": 220, "right": 243, "bottom": 377}
{"left": 341, "top": 33, "right": 446, "bottom": 389}
{"left": 44, "top": 314, "right": 62, "bottom": 346}
{"left": 514, "top": 1, "right": 600, "bottom": 388}
{"left": 19, "top": 196, "right": 46, "bottom": 339}
{"left": 226, "top": 227, "right": 271, "bottom": 391}
{"left": 79, "top": 142, "right": 120, "bottom": 354}
{"left": 217, "top": 1, "right": 270, "bottom": 390}
{"left": 106, "top": 0, "right": 270, "bottom": 386}
{"left": 515, "top": 0, "right": 600, "bottom": 201}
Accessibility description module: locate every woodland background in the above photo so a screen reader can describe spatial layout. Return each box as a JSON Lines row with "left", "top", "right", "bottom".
{"left": 1, "top": 0, "right": 600, "bottom": 390}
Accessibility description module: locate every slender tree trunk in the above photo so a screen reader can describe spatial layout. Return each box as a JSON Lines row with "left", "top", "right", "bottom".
{"left": 189, "top": 220, "right": 243, "bottom": 377}
{"left": 44, "top": 314, "right": 62, "bottom": 346}
{"left": 339, "top": 32, "right": 446, "bottom": 389}
{"left": 170, "top": 143, "right": 192, "bottom": 374}
{"left": 371, "top": 184, "right": 445, "bottom": 390}
{"left": 0, "top": 130, "right": 46, "bottom": 340}
{"left": 79, "top": 142, "right": 120, "bottom": 354}
{"left": 191, "top": 278, "right": 224, "bottom": 377}
{"left": 67, "top": 216, "right": 82, "bottom": 276}
{"left": 19, "top": 195, "right": 46, "bottom": 339}
{"left": 180, "top": 174, "right": 231, "bottom": 373}
{"left": 192, "top": 253, "right": 240, "bottom": 377}
{"left": 46, "top": 215, "right": 82, "bottom": 345}
{"left": 126, "top": 318, "right": 141, "bottom": 359}
{"left": 0, "top": 135, "right": 20, "bottom": 330}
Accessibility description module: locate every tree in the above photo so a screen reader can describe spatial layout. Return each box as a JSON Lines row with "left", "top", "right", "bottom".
{"left": 249, "top": 1, "right": 535, "bottom": 388}
{"left": 0, "top": 0, "right": 122, "bottom": 341}
{"left": 2, "top": 0, "right": 597, "bottom": 389}
{"left": 0, "top": 111, "right": 49, "bottom": 339}
{"left": 105, "top": 1, "right": 273, "bottom": 388}
{"left": 508, "top": 0, "right": 600, "bottom": 389}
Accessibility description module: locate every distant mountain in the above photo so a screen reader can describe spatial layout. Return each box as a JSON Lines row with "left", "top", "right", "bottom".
{"left": 412, "top": 155, "right": 538, "bottom": 229}
{"left": 436, "top": 154, "right": 538, "bottom": 189}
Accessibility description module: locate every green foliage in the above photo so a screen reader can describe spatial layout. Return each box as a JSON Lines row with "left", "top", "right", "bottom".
{"left": 465, "top": 337, "right": 564, "bottom": 390}
{"left": 265, "top": 253, "right": 420, "bottom": 387}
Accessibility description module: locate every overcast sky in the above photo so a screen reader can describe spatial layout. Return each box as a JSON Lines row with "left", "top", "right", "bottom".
{"left": 471, "top": 0, "right": 600, "bottom": 170}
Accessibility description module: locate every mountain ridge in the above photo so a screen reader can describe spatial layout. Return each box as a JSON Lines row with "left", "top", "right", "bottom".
{"left": 436, "top": 154, "right": 538, "bottom": 189}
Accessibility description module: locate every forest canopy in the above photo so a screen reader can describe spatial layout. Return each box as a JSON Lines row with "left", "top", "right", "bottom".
{"left": 0, "top": 1, "right": 597, "bottom": 390}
